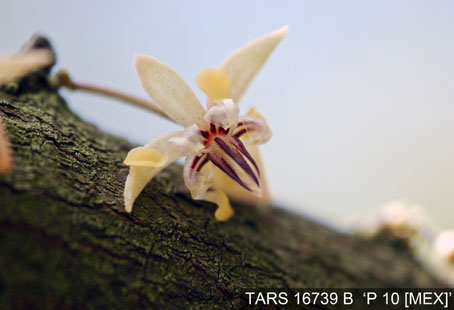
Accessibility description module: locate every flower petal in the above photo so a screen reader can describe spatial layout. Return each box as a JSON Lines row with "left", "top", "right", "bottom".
{"left": 208, "top": 136, "right": 262, "bottom": 197}
{"left": 220, "top": 25, "right": 289, "bottom": 103}
{"left": 212, "top": 145, "right": 271, "bottom": 204}
{"left": 233, "top": 115, "right": 272, "bottom": 145}
{"left": 434, "top": 230, "right": 454, "bottom": 263}
{"left": 124, "top": 147, "right": 167, "bottom": 167}
{"left": 246, "top": 106, "right": 264, "bottom": 119}
{"left": 195, "top": 68, "right": 231, "bottom": 101}
{"left": 169, "top": 124, "right": 205, "bottom": 156}
{"left": 198, "top": 189, "right": 234, "bottom": 222}
{"left": 183, "top": 154, "right": 214, "bottom": 198}
{"left": 124, "top": 132, "right": 183, "bottom": 213}
{"left": 0, "top": 50, "right": 53, "bottom": 85}
{"left": 203, "top": 99, "right": 239, "bottom": 129}
{"left": 135, "top": 54, "right": 206, "bottom": 127}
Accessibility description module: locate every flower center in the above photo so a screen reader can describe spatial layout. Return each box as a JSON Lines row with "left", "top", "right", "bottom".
{"left": 200, "top": 123, "right": 230, "bottom": 149}
{"left": 195, "top": 123, "right": 261, "bottom": 194}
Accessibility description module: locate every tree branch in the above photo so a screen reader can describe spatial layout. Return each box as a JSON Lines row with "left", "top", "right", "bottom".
{"left": 0, "top": 66, "right": 446, "bottom": 309}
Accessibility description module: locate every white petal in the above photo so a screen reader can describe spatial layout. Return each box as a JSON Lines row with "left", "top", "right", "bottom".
{"left": 234, "top": 115, "right": 272, "bottom": 145}
{"left": 203, "top": 99, "right": 239, "bottom": 129}
{"left": 169, "top": 124, "right": 205, "bottom": 156}
{"left": 221, "top": 25, "right": 289, "bottom": 103}
{"left": 124, "top": 132, "right": 183, "bottom": 213}
{"left": 124, "top": 147, "right": 168, "bottom": 167}
{"left": 434, "top": 230, "right": 454, "bottom": 262}
{"left": 380, "top": 201, "right": 427, "bottom": 229}
{"left": 0, "top": 50, "right": 53, "bottom": 85}
{"left": 135, "top": 54, "right": 206, "bottom": 127}
{"left": 183, "top": 155, "right": 215, "bottom": 199}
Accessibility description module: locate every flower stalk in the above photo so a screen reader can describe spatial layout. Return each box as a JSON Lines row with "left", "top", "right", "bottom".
{"left": 53, "top": 70, "right": 169, "bottom": 120}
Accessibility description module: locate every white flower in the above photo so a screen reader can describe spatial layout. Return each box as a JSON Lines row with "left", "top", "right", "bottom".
{"left": 124, "top": 26, "right": 288, "bottom": 221}
{"left": 430, "top": 229, "right": 454, "bottom": 286}
{"left": 380, "top": 201, "right": 427, "bottom": 231}
{"left": 434, "top": 230, "right": 454, "bottom": 263}
{"left": 352, "top": 201, "right": 430, "bottom": 238}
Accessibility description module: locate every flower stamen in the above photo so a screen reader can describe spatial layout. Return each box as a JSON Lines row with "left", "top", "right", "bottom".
{"left": 231, "top": 136, "right": 260, "bottom": 176}
{"left": 207, "top": 153, "right": 251, "bottom": 191}
{"left": 194, "top": 118, "right": 262, "bottom": 194}
{"left": 213, "top": 137, "right": 260, "bottom": 186}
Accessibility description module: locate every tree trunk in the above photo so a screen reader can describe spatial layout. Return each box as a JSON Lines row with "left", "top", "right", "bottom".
{"left": 0, "top": 70, "right": 446, "bottom": 309}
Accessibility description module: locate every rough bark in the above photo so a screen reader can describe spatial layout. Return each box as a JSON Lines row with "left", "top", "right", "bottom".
{"left": 0, "top": 71, "right": 446, "bottom": 310}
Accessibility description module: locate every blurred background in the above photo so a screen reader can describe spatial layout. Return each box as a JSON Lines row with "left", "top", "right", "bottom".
{"left": 1, "top": 0, "right": 453, "bottom": 229}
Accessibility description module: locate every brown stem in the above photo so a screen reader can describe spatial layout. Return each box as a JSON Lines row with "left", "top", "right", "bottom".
{"left": 53, "top": 70, "right": 171, "bottom": 121}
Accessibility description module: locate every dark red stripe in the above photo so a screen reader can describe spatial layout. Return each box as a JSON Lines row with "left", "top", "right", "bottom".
{"left": 218, "top": 127, "right": 230, "bottom": 135}
{"left": 232, "top": 136, "right": 260, "bottom": 176}
{"left": 210, "top": 123, "right": 216, "bottom": 133}
{"left": 214, "top": 137, "right": 259, "bottom": 186}
{"left": 200, "top": 130, "right": 209, "bottom": 139}
{"left": 190, "top": 155, "right": 202, "bottom": 169}
{"left": 233, "top": 128, "right": 247, "bottom": 138}
{"left": 195, "top": 154, "right": 209, "bottom": 172}
{"left": 233, "top": 120, "right": 256, "bottom": 137}
{"left": 208, "top": 153, "right": 251, "bottom": 191}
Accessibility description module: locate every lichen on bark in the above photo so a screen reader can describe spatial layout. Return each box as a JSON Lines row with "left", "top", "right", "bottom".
{"left": 0, "top": 71, "right": 447, "bottom": 309}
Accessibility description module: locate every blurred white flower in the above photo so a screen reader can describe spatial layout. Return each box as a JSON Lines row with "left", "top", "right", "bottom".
{"left": 434, "top": 230, "right": 454, "bottom": 263}
{"left": 350, "top": 200, "right": 431, "bottom": 241}
{"left": 379, "top": 201, "right": 428, "bottom": 233}
{"left": 429, "top": 229, "right": 454, "bottom": 286}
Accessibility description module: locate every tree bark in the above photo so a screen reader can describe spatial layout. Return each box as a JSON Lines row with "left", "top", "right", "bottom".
{"left": 0, "top": 71, "right": 446, "bottom": 310}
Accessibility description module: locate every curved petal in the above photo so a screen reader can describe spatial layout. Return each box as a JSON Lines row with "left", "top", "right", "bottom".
{"left": 195, "top": 68, "right": 231, "bottom": 101}
{"left": 124, "top": 147, "right": 168, "bottom": 167}
{"left": 212, "top": 145, "right": 271, "bottom": 205}
{"left": 245, "top": 106, "right": 264, "bottom": 119}
{"left": 124, "top": 132, "right": 183, "bottom": 213}
{"left": 208, "top": 136, "right": 262, "bottom": 197}
{"left": 233, "top": 115, "right": 272, "bottom": 145}
{"left": 220, "top": 25, "right": 289, "bottom": 103}
{"left": 135, "top": 54, "right": 206, "bottom": 127}
{"left": 197, "top": 189, "right": 234, "bottom": 222}
{"left": 211, "top": 106, "right": 272, "bottom": 204}
{"left": 203, "top": 99, "right": 239, "bottom": 129}
{"left": 183, "top": 154, "right": 214, "bottom": 198}
{"left": 169, "top": 124, "right": 205, "bottom": 156}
